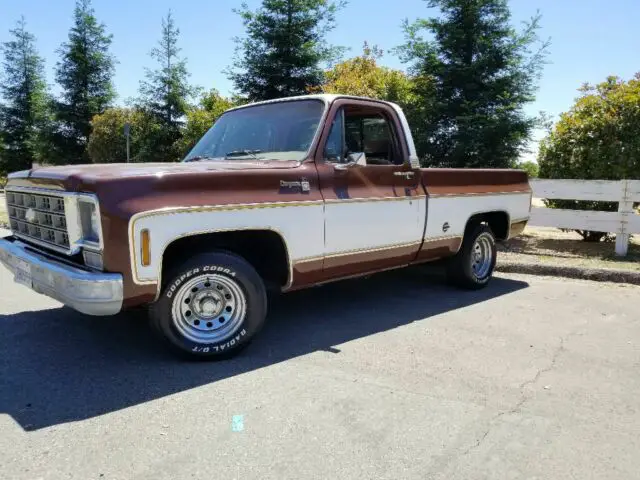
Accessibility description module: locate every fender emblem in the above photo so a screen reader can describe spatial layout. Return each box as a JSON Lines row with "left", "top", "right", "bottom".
{"left": 280, "top": 178, "right": 311, "bottom": 193}
{"left": 442, "top": 222, "right": 450, "bottom": 233}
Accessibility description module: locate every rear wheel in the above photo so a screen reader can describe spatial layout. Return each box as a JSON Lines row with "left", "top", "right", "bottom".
{"left": 447, "top": 223, "right": 497, "bottom": 289}
{"left": 150, "top": 251, "right": 267, "bottom": 359}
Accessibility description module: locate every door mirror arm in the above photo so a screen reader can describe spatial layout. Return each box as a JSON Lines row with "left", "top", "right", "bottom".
{"left": 334, "top": 152, "right": 366, "bottom": 171}
{"left": 334, "top": 162, "right": 355, "bottom": 171}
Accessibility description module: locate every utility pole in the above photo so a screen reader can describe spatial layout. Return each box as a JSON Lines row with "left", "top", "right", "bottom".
{"left": 124, "top": 123, "right": 131, "bottom": 162}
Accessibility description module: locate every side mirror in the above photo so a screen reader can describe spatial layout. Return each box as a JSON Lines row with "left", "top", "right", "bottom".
{"left": 334, "top": 152, "right": 367, "bottom": 170}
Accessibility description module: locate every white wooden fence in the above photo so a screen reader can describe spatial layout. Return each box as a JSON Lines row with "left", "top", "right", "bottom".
{"left": 529, "top": 179, "right": 640, "bottom": 256}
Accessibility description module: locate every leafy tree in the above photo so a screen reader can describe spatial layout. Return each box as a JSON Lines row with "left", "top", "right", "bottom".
{"left": 515, "top": 159, "right": 539, "bottom": 178}
{"left": 138, "top": 10, "right": 194, "bottom": 162}
{"left": 538, "top": 75, "right": 640, "bottom": 241}
{"left": 87, "top": 107, "right": 161, "bottom": 163}
{"left": 398, "top": 0, "right": 548, "bottom": 168}
{"left": 0, "top": 18, "right": 52, "bottom": 174}
{"left": 177, "top": 89, "right": 234, "bottom": 156}
{"left": 229, "top": 0, "right": 345, "bottom": 101}
{"left": 54, "top": 0, "right": 116, "bottom": 164}
{"left": 321, "top": 43, "right": 416, "bottom": 105}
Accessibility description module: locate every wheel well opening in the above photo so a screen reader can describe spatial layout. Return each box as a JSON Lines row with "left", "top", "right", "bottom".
{"left": 466, "top": 211, "right": 510, "bottom": 240}
{"left": 161, "top": 230, "right": 290, "bottom": 290}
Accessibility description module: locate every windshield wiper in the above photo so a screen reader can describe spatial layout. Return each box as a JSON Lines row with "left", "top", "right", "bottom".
{"left": 225, "top": 149, "right": 262, "bottom": 159}
{"left": 184, "top": 155, "right": 216, "bottom": 162}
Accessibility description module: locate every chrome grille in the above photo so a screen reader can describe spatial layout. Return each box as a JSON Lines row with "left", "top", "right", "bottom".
{"left": 6, "top": 190, "right": 71, "bottom": 249}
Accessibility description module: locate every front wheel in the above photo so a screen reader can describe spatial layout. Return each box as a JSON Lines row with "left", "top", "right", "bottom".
{"left": 446, "top": 224, "right": 497, "bottom": 289}
{"left": 150, "top": 251, "right": 267, "bottom": 359}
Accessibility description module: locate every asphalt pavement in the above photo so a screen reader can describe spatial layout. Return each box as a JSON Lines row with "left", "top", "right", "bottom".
{"left": 0, "top": 244, "right": 639, "bottom": 479}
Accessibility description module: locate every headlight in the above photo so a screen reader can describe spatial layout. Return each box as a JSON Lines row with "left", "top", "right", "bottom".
{"left": 78, "top": 200, "right": 101, "bottom": 243}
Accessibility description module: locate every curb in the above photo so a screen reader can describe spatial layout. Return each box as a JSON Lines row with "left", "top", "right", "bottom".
{"left": 496, "top": 260, "right": 640, "bottom": 285}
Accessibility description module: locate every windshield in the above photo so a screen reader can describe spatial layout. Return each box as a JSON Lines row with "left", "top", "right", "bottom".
{"left": 184, "top": 99, "right": 325, "bottom": 162}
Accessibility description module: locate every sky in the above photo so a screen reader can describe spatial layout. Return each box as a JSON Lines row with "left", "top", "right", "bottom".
{"left": 1, "top": 0, "right": 640, "bottom": 160}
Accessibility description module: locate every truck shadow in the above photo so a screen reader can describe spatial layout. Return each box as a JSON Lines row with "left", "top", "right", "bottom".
{"left": 0, "top": 268, "right": 528, "bottom": 431}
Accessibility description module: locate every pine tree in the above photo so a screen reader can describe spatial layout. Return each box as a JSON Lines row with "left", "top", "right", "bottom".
{"left": 398, "top": 0, "right": 548, "bottom": 168}
{"left": 54, "top": 0, "right": 115, "bottom": 164}
{"left": 138, "top": 11, "right": 194, "bottom": 162}
{"left": 0, "top": 18, "right": 51, "bottom": 174}
{"left": 229, "top": 0, "right": 345, "bottom": 101}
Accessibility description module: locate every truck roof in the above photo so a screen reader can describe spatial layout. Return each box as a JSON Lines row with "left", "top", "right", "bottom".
{"left": 227, "top": 94, "right": 399, "bottom": 112}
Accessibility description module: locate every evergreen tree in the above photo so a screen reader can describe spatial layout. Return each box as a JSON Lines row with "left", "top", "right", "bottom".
{"left": 138, "top": 11, "right": 194, "bottom": 162}
{"left": 398, "top": 0, "right": 548, "bottom": 168}
{"left": 0, "top": 17, "right": 51, "bottom": 174}
{"left": 229, "top": 0, "right": 345, "bottom": 101}
{"left": 54, "top": 0, "right": 115, "bottom": 164}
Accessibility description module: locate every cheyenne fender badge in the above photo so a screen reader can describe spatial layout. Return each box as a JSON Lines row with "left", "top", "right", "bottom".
{"left": 280, "top": 178, "right": 311, "bottom": 193}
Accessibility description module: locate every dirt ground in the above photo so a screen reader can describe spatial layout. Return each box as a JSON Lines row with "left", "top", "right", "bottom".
{"left": 500, "top": 226, "right": 640, "bottom": 272}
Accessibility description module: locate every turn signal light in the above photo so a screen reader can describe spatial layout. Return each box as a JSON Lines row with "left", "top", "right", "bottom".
{"left": 141, "top": 229, "right": 151, "bottom": 266}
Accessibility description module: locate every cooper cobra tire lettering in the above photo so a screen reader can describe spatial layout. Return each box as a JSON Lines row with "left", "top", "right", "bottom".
{"left": 166, "top": 266, "right": 236, "bottom": 299}
{"left": 202, "top": 265, "right": 236, "bottom": 276}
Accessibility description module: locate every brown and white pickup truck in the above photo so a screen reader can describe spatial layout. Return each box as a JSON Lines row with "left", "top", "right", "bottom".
{"left": 0, "top": 94, "right": 531, "bottom": 358}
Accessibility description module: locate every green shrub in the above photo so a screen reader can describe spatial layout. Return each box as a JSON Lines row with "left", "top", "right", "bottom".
{"left": 538, "top": 75, "right": 640, "bottom": 241}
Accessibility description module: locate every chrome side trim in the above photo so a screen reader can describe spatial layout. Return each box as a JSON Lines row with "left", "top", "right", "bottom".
{"left": 294, "top": 240, "right": 423, "bottom": 265}
{"left": 324, "top": 195, "right": 426, "bottom": 204}
{"left": 293, "top": 236, "right": 462, "bottom": 269}
{"left": 0, "top": 237, "right": 123, "bottom": 316}
{"left": 422, "top": 235, "right": 463, "bottom": 243}
{"left": 428, "top": 190, "right": 531, "bottom": 199}
{"left": 292, "top": 263, "right": 412, "bottom": 290}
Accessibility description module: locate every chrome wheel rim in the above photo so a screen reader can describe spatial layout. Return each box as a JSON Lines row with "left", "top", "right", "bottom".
{"left": 171, "top": 274, "right": 247, "bottom": 344}
{"left": 471, "top": 233, "right": 494, "bottom": 280}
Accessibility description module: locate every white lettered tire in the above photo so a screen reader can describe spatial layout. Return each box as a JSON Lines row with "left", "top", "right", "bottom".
{"left": 150, "top": 251, "right": 267, "bottom": 359}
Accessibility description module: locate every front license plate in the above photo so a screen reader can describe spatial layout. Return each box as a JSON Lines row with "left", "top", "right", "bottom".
{"left": 14, "top": 259, "right": 33, "bottom": 288}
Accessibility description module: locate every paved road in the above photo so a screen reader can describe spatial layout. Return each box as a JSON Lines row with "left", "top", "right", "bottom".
{"left": 0, "top": 256, "right": 639, "bottom": 479}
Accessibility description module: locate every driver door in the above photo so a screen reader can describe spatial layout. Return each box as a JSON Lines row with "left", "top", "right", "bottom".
{"left": 316, "top": 99, "right": 424, "bottom": 279}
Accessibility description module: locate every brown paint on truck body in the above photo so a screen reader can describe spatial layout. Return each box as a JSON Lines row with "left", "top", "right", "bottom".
{"left": 5, "top": 95, "right": 530, "bottom": 308}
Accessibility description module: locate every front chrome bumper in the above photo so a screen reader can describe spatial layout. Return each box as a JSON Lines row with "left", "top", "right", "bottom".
{"left": 0, "top": 237, "right": 123, "bottom": 316}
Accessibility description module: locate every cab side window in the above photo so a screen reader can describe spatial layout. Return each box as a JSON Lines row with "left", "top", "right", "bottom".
{"left": 323, "top": 104, "right": 403, "bottom": 166}
{"left": 344, "top": 113, "right": 399, "bottom": 165}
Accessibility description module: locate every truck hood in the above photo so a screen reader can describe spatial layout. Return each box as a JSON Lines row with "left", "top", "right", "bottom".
{"left": 8, "top": 160, "right": 301, "bottom": 191}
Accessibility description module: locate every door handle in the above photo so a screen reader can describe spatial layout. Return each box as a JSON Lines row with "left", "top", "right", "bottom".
{"left": 394, "top": 171, "right": 415, "bottom": 179}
